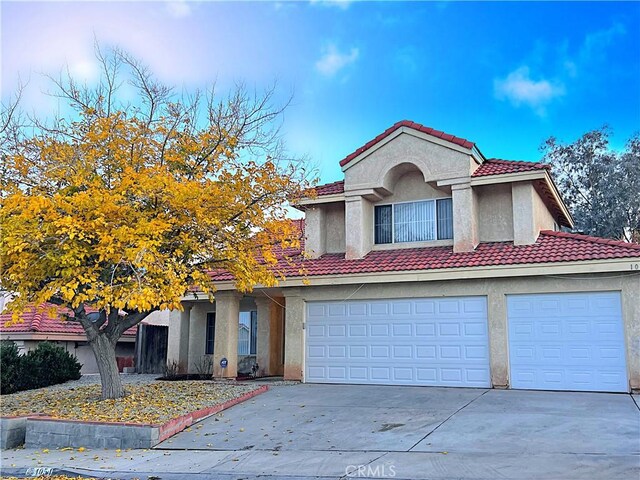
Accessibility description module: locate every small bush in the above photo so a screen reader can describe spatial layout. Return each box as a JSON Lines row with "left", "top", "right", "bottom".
{"left": 17, "top": 342, "right": 82, "bottom": 391}
{"left": 1, "top": 341, "right": 82, "bottom": 394}
{"left": 0, "top": 340, "right": 21, "bottom": 394}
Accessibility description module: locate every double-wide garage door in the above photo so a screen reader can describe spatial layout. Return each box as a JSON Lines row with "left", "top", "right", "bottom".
{"left": 305, "top": 297, "right": 491, "bottom": 387}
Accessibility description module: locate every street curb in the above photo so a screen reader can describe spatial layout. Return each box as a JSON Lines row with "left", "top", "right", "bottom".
{"left": 0, "top": 467, "right": 342, "bottom": 479}
{"left": 157, "top": 384, "right": 269, "bottom": 442}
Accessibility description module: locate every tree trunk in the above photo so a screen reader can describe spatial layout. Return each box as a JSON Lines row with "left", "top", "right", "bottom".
{"left": 90, "top": 334, "right": 124, "bottom": 399}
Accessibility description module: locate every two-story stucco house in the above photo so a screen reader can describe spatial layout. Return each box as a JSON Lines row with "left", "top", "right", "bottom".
{"left": 167, "top": 120, "right": 640, "bottom": 393}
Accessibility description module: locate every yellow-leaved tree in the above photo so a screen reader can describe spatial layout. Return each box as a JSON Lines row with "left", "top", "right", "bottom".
{"left": 1, "top": 48, "right": 311, "bottom": 399}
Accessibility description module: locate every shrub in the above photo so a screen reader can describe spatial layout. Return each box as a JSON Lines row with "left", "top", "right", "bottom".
{"left": 0, "top": 341, "right": 82, "bottom": 394}
{"left": 0, "top": 340, "right": 21, "bottom": 394}
{"left": 16, "top": 342, "right": 82, "bottom": 391}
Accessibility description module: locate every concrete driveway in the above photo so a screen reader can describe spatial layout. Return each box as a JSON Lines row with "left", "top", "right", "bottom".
{"left": 153, "top": 384, "right": 640, "bottom": 479}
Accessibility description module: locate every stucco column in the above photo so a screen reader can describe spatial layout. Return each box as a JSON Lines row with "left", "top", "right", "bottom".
{"left": 187, "top": 303, "right": 207, "bottom": 373}
{"left": 254, "top": 296, "right": 274, "bottom": 376}
{"left": 452, "top": 183, "right": 478, "bottom": 253}
{"left": 622, "top": 273, "right": 640, "bottom": 391}
{"left": 304, "top": 206, "right": 326, "bottom": 259}
{"left": 345, "top": 196, "right": 373, "bottom": 260}
{"left": 166, "top": 309, "right": 181, "bottom": 367}
{"left": 512, "top": 182, "right": 537, "bottom": 245}
{"left": 212, "top": 292, "right": 241, "bottom": 378}
{"left": 283, "top": 292, "right": 305, "bottom": 381}
{"left": 176, "top": 305, "right": 192, "bottom": 373}
{"left": 486, "top": 288, "right": 509, "bottom": 388}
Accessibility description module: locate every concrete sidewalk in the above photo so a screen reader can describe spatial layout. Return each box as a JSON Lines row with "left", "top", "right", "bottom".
{"left": 2, "top": 385, "right": 639, "bottom": 479}
{"left": 2, "top": 447, "right": 638, "bottom": 479}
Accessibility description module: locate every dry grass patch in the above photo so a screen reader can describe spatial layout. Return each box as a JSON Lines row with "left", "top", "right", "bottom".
{"left": 0, "top": 381, "right": 257, "bottom": 424}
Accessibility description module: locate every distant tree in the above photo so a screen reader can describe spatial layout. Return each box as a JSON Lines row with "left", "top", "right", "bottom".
{"left": 0, "top": 46, "right": 311, "bottom": 399}
{"left": 541, "top": 127, "right": 640, "bottom": 242}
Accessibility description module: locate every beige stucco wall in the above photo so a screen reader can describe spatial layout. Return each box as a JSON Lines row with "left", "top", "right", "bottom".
{"left": 344, "top": 131, "right": 473, "bottom": 190}
{"left": 345, "top": 196, "right": 374, "bottom": 259}
{"left": 377, "top": 170, "right": 449, "bottom": 204}
{"left": 477, "top": 183, "right": 514, "bottom": 242}
{"left": 512, "top": 181, "right": 558, "bottom": 244}
{"left": 279, "top": 271, "right": 640, "bottom": 391}
{"left": 324, "top": 203, "right": 346, "bottom": 254}
{"left": 283, "top": 292, "right": 305, "bottom": 381}
{"left": 187, "top": 302, "right": 208, "bottom": 372}
{"left": 512, "top": 182, "right": 537, "bottom": 245}
{"left": 533, "top": 186, "right": 556, "bottom": 232}
{"left": 452, "top": 183, "right": 479, "bottom": 252}
{"left": 339, "top": 132, "right": 483, "bottom": 258}
{"left": 304, "top": 206, "right": 325, "bottom": 258}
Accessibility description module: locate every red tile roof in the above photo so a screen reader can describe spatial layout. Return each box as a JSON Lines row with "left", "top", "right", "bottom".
{"left": 473, "top": 158, "right": 550, "bottom": 177}
{"left": 339, "top": 120, "right": 476, "bottom": 167}
{"left": 1, "top": 303, "right": 137, "bottom": 337}
{"left": 209, "top": 230, "right": 639, "bottom": 282}
{"left": 314, "top": 180, "right": 345, "bottom": 197}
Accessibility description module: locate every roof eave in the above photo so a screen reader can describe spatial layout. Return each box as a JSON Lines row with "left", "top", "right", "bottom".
{"left": 542, "top": 170, "right": 574, "bottom": 228}
{"left": 295, "top": 193, "right": 346, "bottom": 207}
{"left": 188, "top": 256, "right": 640, "bottom": 295}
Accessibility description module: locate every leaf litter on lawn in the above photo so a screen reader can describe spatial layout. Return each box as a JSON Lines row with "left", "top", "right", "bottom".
{"left": 0, "top": 381, "right": 256, "bottom": 424}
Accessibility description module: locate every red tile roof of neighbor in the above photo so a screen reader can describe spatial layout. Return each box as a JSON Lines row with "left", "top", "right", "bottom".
{"left": 209, "top": 228, "right": 640, "bottom": 282}
{"left": 339, "top": 120, "right": 476, "bottom": 167}
{"left": 0, "top": 302, "right": 137, "bottom": 337}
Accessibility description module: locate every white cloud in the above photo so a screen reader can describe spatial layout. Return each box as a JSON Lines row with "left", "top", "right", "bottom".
{"left": 165, "top": 0, "right": 191, "bottom": 18}
{"left": 494, "top": 66, "right": 565, "bottom": 116}
{"left": 309, "top": 0, "right": 351, "bottom": 10}
{"left": 315, "top": 44, "right": 359, "bottom": 77}
{"left": 580, "top": 23, "right": 625, "bottom": 63}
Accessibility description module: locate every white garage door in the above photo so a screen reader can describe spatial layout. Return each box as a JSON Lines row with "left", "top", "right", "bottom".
{"left": 508, "top": 292, "right": 628, "bottom": 392}
{"left": 305, "top": 297, "right": 490, "bottom": 387}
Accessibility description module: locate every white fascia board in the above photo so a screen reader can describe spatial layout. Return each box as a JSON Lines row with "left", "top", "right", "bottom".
{"left": 296, "top": 194, "right": 346, "bottom": 206}
{"left": 470, "top": 171, "right": 546, "bottom": 186}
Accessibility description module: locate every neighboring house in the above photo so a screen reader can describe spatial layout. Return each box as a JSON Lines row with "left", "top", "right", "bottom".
{"left": 0, "top": 302, "right": 141, "bottom": 374}
{"left": 168, "top": 120, "right": 640, "bottom": 393}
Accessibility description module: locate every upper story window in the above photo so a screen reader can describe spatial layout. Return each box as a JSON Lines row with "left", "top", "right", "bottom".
{"left": 374, "top": 198, "right": 453, "bottom": 244}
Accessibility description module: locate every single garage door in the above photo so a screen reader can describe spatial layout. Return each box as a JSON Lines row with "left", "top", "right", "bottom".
{"left": 305, "top": 297, "right": 490, "bottom": 387}
{"left": 508, "top": 292, "right": 628, "bottom": 392}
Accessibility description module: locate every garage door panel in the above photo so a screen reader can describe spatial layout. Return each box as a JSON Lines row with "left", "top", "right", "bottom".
{"left": 508, "top": 292, "right": 628, "bottom": 392}
{"left": 512, "top": 343, "right": 626, "bottom": 367}
{"left": 392, "top": 302, "right": 412, "bottom": 315}
{"left": 306, "top": 297, "right": 490, "bottom": 387}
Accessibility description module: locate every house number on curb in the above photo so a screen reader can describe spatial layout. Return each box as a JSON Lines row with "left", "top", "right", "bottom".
{"left": 220, "top": 358, "right": 228, "bottom": 368}
{"left": 25, "top": 468, "right": 55, "bottom": 476}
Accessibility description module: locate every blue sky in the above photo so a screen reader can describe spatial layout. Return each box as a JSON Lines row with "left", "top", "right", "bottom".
{"left": 2, "top": 1, "right": 639, "bottom": 183}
